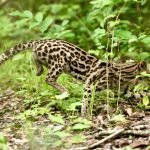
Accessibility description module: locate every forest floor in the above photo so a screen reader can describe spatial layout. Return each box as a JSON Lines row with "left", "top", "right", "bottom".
{"left": 0, "top": 88, "right": 150, "bottom": 150}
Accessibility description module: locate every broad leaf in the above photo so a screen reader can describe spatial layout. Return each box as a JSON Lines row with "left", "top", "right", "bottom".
{"left": 55, "top": 92, "right": 69, "bottom": 100}
{"left": 71, "top": 135, "right": 85, "bottom": 143}
{"left": 49, "top": 115, "right": 64, "bottom": 125}
{"left": 35, "top": 12, "right": 43, "bottom": 23}
{"left": 72, "top": 123, "right": 91, "bottom": 130}
{"left": 23, "top": 10, "right": 33, "bottom": 19}
{"left": 142, "top": 96, "right": 149, "bottom": 106}
{"left": 13, "top": 53, "right": 25, "bottom": 61}
{"left": 115, "top": 29, "right": 135, "bottom": 40}
{"left": 40, "top": 16, "right": 53, "bottom": 33}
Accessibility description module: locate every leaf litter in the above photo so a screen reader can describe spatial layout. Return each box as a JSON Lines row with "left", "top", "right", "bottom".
{"left": 0, "top": 88, "right": 150, "bottom": 150}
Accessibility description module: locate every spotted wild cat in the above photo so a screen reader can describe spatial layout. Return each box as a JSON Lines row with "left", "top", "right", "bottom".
{"left": 0, "top": 39, "right": 149, "bottom": 117}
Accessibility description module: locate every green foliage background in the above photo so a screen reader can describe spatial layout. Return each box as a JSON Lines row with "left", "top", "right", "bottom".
{"left": 1, "top": 0, "right": 149, "bottom": 59}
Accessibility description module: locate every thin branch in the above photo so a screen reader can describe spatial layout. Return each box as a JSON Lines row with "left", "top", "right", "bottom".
{"left": 74, "top": 128, "right": 125, "bottom": 150}
{"left": 88, "top": 128, "right": 150, "bottom": 139}
{"left": 88, "top": 128, "right": 125, "bottom": 149}
{"left": 123, "top": 130, "right": 150, "bottom": 137}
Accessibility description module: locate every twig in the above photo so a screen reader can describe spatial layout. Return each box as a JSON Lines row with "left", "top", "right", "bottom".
{"left": 130, "top": 125, "right": 149, "bottom": 130}
{"left": 75, "top": 128, "right": 149, "bottom": 149}
{"left": 74, "top": 128, "right": 125, "bottom": 150}
{"left": 87, "top": 129, "right": 118, "bottom": 139}
{"left": 89, "top": 129, "right": 150, "bottom": 140}
{"left": 87, "top": 125, "right": 150, "bottom": 139}
{"left": 123, "top": 130, "right": 150, "bottom": 137}
{"left": 0, "top": 91, "right": 15, "bottom": 100}
{"left": 88, "top": 128, "right": 125, "bottom": 149}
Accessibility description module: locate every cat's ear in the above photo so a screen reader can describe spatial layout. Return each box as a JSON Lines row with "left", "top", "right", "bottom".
{"left": 139, "top": 61, "right": 147, "bottom": 70}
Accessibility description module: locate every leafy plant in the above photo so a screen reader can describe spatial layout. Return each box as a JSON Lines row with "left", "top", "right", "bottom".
{"left": 142, "top": 96, "right": 149, "bottom": 106}
{"left": 49, "top": 114, "right": 65, "bottom": 125}
{"left": 72, "top": 118, "right": 92, "bottom": 130}
{"left": 89, "top": 0, "right": 150, "bottom": 61}
{"left": 110, "top": 114, "right": 127, "bottom": 124}
{"left": 71, "top": 135, "right": 85, "bottom": 144}
{"left": 0, "top": 134, "right": 8, "bottom": 150}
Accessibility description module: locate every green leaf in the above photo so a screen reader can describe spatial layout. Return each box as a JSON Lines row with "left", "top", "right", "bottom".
{"left": 17, "top": 77, "right": 26, "bottom": 81}
{"left": 15, "top": 18, "right": 29, "bottom": 27}
{"left": 29, "top": 21, "right": 40, "bottom": 29}
{"left": 141, "top": 36, "right": 150, "bottom": 45}
{"left": 108, "top": 20, "right": 120, "bottom": 29}
{"left": 138, "top": 72, "right": 150, "bottom": 78}
{"left": 12, "top": 53, "right": 25, "bottom": 61}
{"left": 90, "top": 0, "right": 113, "bottom": 9}
{"left": 138, "top": 34, "right": 147, "bottom": 40}
{"left": 54, "top": 131, "right": 70, "bottom": 138}
{"left": 55, "top": 92, "right": 69, "bottom": 100}
{"left": 67, "top": 102, "right": 81, "bottom": 111}
{"left": 0, "top": 134, "right": 8, "bottom": 150}
{"left": 0, "top": 134, "right": 7, "bottom": 144}
{"left": 35, "top": 12, "right": 43, "bottom": 23}
{"left": 110, "top": 114, "right": 127, "bottom": 123}
{"left": 71, "top": 135, "right": 85, "bottom": 143}
{"left": 40, "top": 90, "right": 52, "bottom": 96}
{"left": 128, "top": 38, "right": 138, "bottom": 44}
{"left": 138, "top": 52, "right": 150, "bottom": 60}
{"left": 62, "top": 20, "right": 69, "bottom": 26}
{"left": 142, "top": 96, "right": 149, "bottom": 106}
{"left": 72, "top": 123, "right": 91, "bottom": 130}
{"left": 134, "top": 82, "right": 149, "bottom": 92}
{"left": 23, "top": 10, "right": 33, "bottom": 19}
{"left": 9, "top": 10, "right": 23, "bottom": 17}
{"left": 40, "top": 16, "right": 53, "bottom": 33}
{"left": 115, "top": 29, "right": 135, "bottom": 40}
{"left": 72, "top": 118, "right": 92, "bottom": 130}
{"left": 88, "top": 50, "right": 101, "bottom": 57}
{"left": 93, "top": 28, "right": 106, "bottom": 38}
{"left": 73, "top": 117, "right": 92, "bottom": 124}
{"left": 140, "top": 72, "right": 149, "bottom": 77}
{"left": 49, "top": 114, "right": 64, "bottom": 125}
{"left": 10, "top": 10, "right": 32, "bottom": 19}
{"left": 37, "top": 108, "right": 50, "bottom": 115}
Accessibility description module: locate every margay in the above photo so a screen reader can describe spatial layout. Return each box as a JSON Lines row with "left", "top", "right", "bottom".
{"left": 0, "top": 39, "right": 149, "bottom": 117}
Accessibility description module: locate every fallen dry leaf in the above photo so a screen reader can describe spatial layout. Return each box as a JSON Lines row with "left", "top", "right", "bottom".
{"left": 130, "top": 138, "right": 150, "bottom": 148}
{"left": 125, "top": 107, "right": 133, "bottom": 116}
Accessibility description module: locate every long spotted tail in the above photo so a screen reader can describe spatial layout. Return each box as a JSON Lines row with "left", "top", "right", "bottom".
{"left": 0, "top": 41, "right": 34, "bottom": 65}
